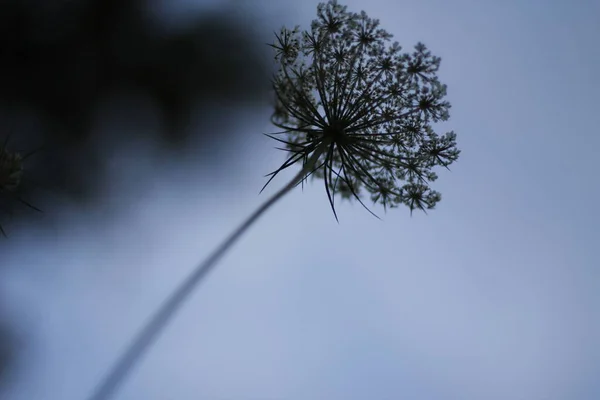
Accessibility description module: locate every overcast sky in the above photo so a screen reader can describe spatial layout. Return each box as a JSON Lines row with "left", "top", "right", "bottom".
{"left": 1, "top": 0, "right": 599, "bottom": 399}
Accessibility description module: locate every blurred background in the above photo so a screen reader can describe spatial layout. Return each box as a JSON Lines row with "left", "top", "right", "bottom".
{"left": 1, "top": 0, "right": 599, "bottom": 399}
{"left": 0, "top": 0, "right": 273, "bottom": 395}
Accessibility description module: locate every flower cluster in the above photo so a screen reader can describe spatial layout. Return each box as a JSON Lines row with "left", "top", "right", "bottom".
{"left": 265, "top": 0, "right": 460, "bottom": 218}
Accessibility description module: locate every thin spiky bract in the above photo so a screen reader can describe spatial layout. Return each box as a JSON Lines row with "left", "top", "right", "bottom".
{"left": 266, "top": 0, "right": 460, "bottom": 218}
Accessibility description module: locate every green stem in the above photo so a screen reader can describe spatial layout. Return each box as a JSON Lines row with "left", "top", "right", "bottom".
{"left": 87, "top": 141, "right": 329, "bottom": 400}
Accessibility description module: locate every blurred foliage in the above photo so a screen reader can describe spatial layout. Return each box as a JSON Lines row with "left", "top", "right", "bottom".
{"left": 0, "top": 0, "right": 269, "bottom": 389}
{"left": 0, "top": 0, "right": 269, "bottom": 202}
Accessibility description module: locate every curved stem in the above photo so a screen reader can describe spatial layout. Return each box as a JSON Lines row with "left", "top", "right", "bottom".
{"left": 87, "top": 142, "right": 329, "bottom": 400}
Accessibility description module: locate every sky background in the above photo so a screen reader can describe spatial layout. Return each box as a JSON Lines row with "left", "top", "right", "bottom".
{"left": 1, "top": 0, "right": 599, "bottom": 399}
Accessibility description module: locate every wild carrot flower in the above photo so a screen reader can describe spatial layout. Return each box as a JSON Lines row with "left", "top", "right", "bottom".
{"left": 87, "top": 3, "right": 462, "bottom": 399}
{"left": 265, "top": 0, "right": 460, "bottom": 218}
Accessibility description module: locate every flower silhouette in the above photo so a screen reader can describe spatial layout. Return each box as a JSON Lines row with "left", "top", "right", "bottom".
{"left": 86, "top": 3, "right": 463, "bottom": 399}
{"left": 265, "top": 0, "right": 460, "bottom": 218}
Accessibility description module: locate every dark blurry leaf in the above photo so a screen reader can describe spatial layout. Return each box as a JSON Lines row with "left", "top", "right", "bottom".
{"left": 0, "top": 0, "right": 269, "bottom": 201}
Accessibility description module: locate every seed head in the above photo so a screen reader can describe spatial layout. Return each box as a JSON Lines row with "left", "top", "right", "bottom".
{"left": 265, "top": 0, "right": 460, "bottom": 219}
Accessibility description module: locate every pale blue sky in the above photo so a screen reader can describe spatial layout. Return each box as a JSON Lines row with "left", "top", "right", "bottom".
{"left": 1, "top": 0, "right": 599, "bottom": 399}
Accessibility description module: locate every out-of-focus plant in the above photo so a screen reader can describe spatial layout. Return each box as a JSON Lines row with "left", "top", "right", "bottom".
{"left": 0, "top": 0, "right": 268, "bottom": 207}
{"left": 0, "top": 138, "right": 41, "bottom": 236}
{"left": 0, "top": 0, "right": 268, "bottom": 393}
{"left": 88, "top": 1, "right": 461, "bottom": 399}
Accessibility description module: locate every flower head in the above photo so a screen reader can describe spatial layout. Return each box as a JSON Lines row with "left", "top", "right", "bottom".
{"left": 264, "top": 0, "right": 460, "bottom": 219}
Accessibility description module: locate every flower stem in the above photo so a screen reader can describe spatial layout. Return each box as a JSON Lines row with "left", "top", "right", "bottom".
{"left": 87, "top": 141, "right": 330, "bottom": 400}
